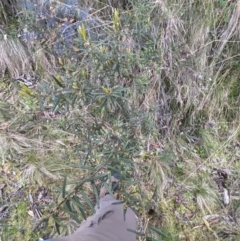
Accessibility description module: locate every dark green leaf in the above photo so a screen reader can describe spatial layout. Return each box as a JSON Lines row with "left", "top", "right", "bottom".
{"left": 127, "top": 229, "right": 145, "bottom": 236}
{"left": 55, "top": 221, "right": 60, "bottom": 235}
{"left": 148, "top": 226, "right": 168, "bottom": 238}
{"left": 81, "top": 191, "right": 95, "bottom": 212}
{"left": 112, "top": 201, "right": 125, "bottom": 205}
{"left": 64, "top": 200, "right": 72, "bottom": 213}
{"left": 70, "top": 196, "right": 87, "bottom": 220}
{"left": 52, "top": 215, "right": 62, "bottom": 235}
{"left": 52, "top": 75, "right": 65, "bottom": 88}
{"left": 63, "top": 204, "right": 81, "bottom": 223}
{"left": 91, "top": 181, "right": 99, "bottom": 209}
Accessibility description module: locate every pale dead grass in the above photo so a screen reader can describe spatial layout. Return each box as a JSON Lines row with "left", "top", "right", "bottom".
{"left": 217, "top": 1, "right": 240, "bottom": 55}
{"left": 0, "top": 38, "right": 56, "bottom": 79}
{"left": 0, "top": 38, "right": 32, "bottom": 78}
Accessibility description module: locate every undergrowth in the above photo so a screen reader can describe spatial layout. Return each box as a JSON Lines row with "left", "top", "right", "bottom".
{"left": 0, "top": 0, "right": 240, "bottom": 240}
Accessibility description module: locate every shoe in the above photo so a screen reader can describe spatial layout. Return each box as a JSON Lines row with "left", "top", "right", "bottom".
{"left": 100, "top": 173, "right": 120, "bottom": 198}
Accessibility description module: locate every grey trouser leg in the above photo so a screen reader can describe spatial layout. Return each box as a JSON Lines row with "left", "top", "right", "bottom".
{"left": 47, "top": 195, "right": 136, "bottom": 241}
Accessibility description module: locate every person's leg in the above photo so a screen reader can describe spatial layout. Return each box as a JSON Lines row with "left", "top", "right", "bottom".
{"left": 42, "top": 173, "right": 136, "bottom": 241}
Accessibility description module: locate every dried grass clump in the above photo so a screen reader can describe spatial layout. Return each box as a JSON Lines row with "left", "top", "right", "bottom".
{"left": 0, "top": 38, "right": 57, "bottom": 78}
{"left": 0, "top": 38, "right": 32, "bottom": 77}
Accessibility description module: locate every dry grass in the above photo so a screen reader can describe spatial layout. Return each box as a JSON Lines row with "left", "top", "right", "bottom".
{"left": 0, "top": 39, "right": 32, "bottom": 78}
{"left": 0, "top": 38, "right": 57, "bottom": 79}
